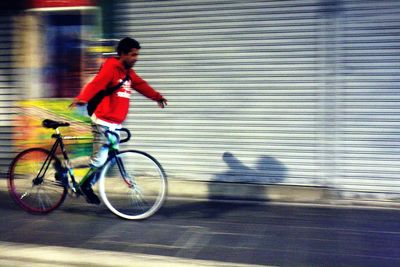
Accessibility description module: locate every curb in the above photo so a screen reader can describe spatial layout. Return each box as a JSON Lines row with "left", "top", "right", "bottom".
{"left": 166, "top": 180, "right": 400, "bottom": 209}
{"left": 167, "top": 179, "right": 330, "bottom": 203}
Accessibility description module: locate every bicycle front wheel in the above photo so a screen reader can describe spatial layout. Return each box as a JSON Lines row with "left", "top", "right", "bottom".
{"left": 99, "top": 150, "right": 167, "bottom": 220}
{"left": 7, "top": 148, "right": 67, "bottom": 213}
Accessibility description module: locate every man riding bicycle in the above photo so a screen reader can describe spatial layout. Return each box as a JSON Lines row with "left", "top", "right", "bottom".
{"left": 69, "top": 37, "right": 167, "bottom": 204}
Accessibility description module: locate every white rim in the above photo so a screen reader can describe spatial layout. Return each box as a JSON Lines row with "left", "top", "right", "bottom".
{"left": 98, "top": 152, "right": 166, "bottom": 220}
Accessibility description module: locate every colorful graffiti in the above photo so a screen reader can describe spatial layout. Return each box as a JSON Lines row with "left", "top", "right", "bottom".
{"left": 14, "top": 99, "right": 92, "bottom": 159}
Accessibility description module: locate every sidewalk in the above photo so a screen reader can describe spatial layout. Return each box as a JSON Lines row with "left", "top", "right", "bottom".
{"left": 0, "top": 242, "right": 269, "bottom": 267}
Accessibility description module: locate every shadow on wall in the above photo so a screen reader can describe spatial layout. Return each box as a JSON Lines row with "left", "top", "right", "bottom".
{"left": 208, "top": 152, "right": 288, "bottom": 201}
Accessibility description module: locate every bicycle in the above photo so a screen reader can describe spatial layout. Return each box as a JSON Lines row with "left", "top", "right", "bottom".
{"left": 7, "top": 119, "right": 167, "bottom": 220}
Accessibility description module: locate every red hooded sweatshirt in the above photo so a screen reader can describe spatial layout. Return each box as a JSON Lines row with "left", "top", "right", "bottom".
{"left": 76, "top": 57, "right": 163, "bottom": 124}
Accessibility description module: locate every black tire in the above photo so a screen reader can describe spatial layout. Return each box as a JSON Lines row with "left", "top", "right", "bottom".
{"left": 8, "top": 148, "right": 67, "bottom": 214}
{"left": 99, "top": 150, "right": 167, "bottom": 220}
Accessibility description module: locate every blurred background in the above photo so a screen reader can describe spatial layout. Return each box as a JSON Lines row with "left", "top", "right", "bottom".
{"left": 1, "top": 0, "right": 400, "bottom": 204}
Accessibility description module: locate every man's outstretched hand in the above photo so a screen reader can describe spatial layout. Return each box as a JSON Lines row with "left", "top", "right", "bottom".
{"left": 69, "top": 99, "right": 87, "bottom": 109}
{"left": 158, "top": 98, "right": 168, "bottom": 109}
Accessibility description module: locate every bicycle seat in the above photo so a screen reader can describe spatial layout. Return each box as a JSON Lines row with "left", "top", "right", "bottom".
{"left": 42, "top": 119, "right": 70, "bottom": 129}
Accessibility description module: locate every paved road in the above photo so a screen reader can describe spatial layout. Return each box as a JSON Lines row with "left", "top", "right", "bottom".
{"left": 1, "top": 188, "right": 400, "bottom": 266}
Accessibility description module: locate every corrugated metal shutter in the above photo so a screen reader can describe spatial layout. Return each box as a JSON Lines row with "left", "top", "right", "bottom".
{"left": 113, "top": 0, "right": 324, "bottom": 186}
{"left": 333, "top": 0, "right": 400, "bottom": 194}
{"left": 0, "top": 13, "right": 20, "bottom": 170}
{"left": 112, "top": 0, "right": 400, "bottom": 196}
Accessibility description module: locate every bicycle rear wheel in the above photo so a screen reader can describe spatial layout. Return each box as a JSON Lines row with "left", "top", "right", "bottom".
{"left": 8, "top": 148, "right": 67, "bottom": 213}
{"left": 99, "top": 150, "right": 167, "bottom": 220}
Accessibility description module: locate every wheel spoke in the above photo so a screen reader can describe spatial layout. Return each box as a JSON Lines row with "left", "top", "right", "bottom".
{"left": 34, "top": 187, "right": 44, "bottom": 210}
{"left": 129, "top": 188, "right": 147, "bottom": 211}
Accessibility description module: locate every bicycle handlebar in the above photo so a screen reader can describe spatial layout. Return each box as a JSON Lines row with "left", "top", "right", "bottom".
{"left": 116, "top": 128, "right": 131, "bottom": 143}
{"left": 105, "top": 128, "right": 131, "bottom": 144}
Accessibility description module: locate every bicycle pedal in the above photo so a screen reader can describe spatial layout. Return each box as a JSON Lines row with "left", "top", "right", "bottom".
{"left": 70, "top": 185, "right": 80, "bottom": 194}
{"left": 69, "top": 188, "right": 82, "bottom": 198}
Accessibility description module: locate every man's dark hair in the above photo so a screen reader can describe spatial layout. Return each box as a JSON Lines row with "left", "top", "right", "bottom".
{"left": 116, "top": 37, "right": 141, "bottom": 55}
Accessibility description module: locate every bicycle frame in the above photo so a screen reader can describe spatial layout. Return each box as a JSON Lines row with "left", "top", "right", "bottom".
{"left": 33, "top": 130, "right": 80, "bottom": 190}
{"left": 36, "top": 127, "right": 131, "bottom": 192}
